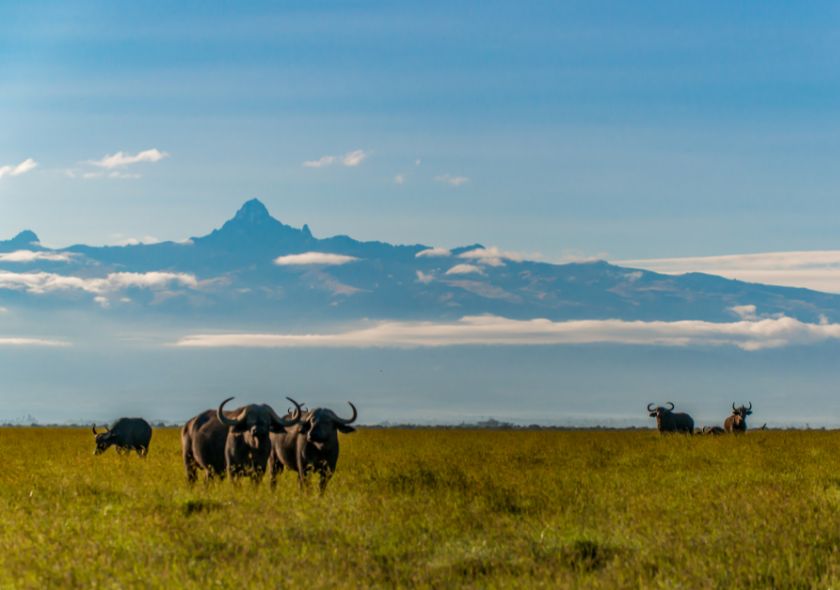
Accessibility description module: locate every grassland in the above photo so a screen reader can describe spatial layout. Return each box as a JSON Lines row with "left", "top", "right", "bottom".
{"left": 3, "top": 428, "right": 840, "bottom": 588}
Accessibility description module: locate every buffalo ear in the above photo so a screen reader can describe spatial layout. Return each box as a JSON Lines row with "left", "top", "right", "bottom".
{"left": 298, "top": 421, "right": 311, "bottom": 434}
{"left": 648, "top": 412, "right": 657, "bottom": 418}
{"left": 337, "top": 424, "right": 356, "bottom": 434}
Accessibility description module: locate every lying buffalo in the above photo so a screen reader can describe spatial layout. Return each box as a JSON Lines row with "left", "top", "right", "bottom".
{"left": 647, "top": 402, "right": 694, "bottom": 434}
{"left": 269, "top": 402, "right": 357, "bottom": 493}
{"left": 701, "top": 425, "right": 725, "bottom": 436}
{"left": 724, "top": 402, "right": 752, "bottom": 434}
{"left": 92, "top": 418, "right": 152, "bottom": 457}
{"left": 181, "top": 397, "right": 301, "bottom": 484}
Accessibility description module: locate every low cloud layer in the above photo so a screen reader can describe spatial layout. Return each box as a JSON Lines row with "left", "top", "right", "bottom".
{"left": 416, "top": 247, "right": 451, "bottom": 258}
{"left": 174, "top": 314, "right": 840, "bottom": 351}
{"left": 0, "top": 158, "right": 37, "bottom": 179}
{"left": 0, "top": 271, "right": 198, "bottom": 296}
{"left": 618, "top": 250, "right": 840, "bottom": 294}
{"left": 274, "top": 252, "right": 359, "bottom": 266}
{"left": 0, "top": 250, "right": 75, "bottom": 263}
{"left": 0, "top": 337, "right": 68, "bottom": 347}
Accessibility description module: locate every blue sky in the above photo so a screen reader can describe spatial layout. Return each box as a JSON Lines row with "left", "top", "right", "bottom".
{"left": 3, "top": 1, "right": 840, "bottom": 260}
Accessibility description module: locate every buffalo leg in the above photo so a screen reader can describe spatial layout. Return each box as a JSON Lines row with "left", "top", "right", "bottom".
{"left": 269, "top": 454, "right": 284, "bottom": 489}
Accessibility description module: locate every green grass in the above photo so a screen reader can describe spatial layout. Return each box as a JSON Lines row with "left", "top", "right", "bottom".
{"left": 3, "top": 428, "right": 840, "bottom": 588}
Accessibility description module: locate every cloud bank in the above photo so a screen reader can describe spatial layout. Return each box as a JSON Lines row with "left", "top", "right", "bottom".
{"left": 618, "top": 250, "right": 840, "bottom": 294}
{"left": 0, "top": 271, "right": 198, "bottom": 295}
{"left": 0, "top": 337, "right": 69, "bottom": 347}
{"left": 175, "top": 314, "right": 840, "bottom": 351}
{"left": 0, "top": 250, "right": 75, "bottom": 263}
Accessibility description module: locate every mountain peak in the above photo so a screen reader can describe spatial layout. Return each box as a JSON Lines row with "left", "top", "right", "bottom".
{"left": 11, "top": 230, "right": 40, "bottom": 245}
{"left": 233, "top": 199, "right": 272, "bottom": 224}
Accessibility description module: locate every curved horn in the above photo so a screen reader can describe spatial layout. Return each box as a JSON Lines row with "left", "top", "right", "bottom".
{"left": 747, "top": 401, "right": 752, "bottom": 411}
{"left": 268, "top": 397, "right": 302, "bottom": 427}
{"left": 665, "top": 402, "right": 674, "bottom": 411}
{"left": 91, "top": 424, "right": 99, "bottom": 435}
{"left": 732, "top": 402, "right": 737, "bottom": 412}
{"left": 647, "top": 403, "right": 656, "bottom": 412}
{"left": 217, "top": 397, "right": 243, "bottom": 427}
{"left": 332, "top": 402, "right": 358, "bottom": 425}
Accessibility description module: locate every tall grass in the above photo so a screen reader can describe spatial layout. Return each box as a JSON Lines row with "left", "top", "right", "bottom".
{"left": 2, "top": 428, "right": 840, "bottom": 588}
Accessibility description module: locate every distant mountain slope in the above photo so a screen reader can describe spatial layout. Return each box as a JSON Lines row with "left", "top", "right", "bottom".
{"left": 1, "top": 199, "right": 839, "bottom": 323}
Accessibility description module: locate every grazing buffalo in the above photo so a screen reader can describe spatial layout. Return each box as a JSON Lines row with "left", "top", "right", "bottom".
{"left": 269, "top": 402, "right": 358, "bottom": 493}
{"left": 647, "top": 402, "right": 694, "bottom": 434}
{"left": 724, "top": 402, "right": 752, "bottom": 434}
{"left": 181, "top": 397, "right": 301, "bottom": 484}
{"left": 92, "top": 418, "right": 152, "bottom": 457}
{"left": 702, "top": 425, "right": 725, "bottom": 436}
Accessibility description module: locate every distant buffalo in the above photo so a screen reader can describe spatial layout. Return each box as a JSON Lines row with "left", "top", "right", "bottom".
{"left": 702, "top": 425, "right": 725, "bottom": 436}
{"left": 181, "top": 397, "right": 301, "bottom": 484}
{"left": 270, "top": 402, "right": 358, "bottom": 493}
{"left": 92, "top": 418, "right": 152, "bottom": 457}
{"left": 724, "top": 402, "right": 752, "bottom": 434}
{"left": 647, "top": 402, "right": 694, "bottom": 434}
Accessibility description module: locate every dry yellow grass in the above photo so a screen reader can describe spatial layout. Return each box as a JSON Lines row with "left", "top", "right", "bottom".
{"left": 2, "top": 427, "right": 840, "bottom": 588}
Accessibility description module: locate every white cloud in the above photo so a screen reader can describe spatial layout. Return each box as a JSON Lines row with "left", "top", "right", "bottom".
{"left": 0, "top": 250, "right": 75, "bottom": 263}
{"left": 394, "top": 174, "right": 405, "bottom": 185}
{"left": 0, "top": 158, "right": 37, "bottom": 179}
{"left": 0, "top": 271, "right": 198, "bottom": 296}
{"left": 174, "top": 314, "right": 840, "bottom": 351}
{"left": 416, "top": 270, "right": 435, "bottom": 284}
{"left": 303, "top": 149, "right": 368, "bottom": 169}
{"left": 415, "top": 159, "right": 422, "bottom": 166}
{"left": 342, "top": 149, "right": 368, "bottom": 167}
{"left": 90, "top": 148, "right": 169, "bottom": 169}
{"left": 302, "top": 155, "right": 336, "bottom": 168}
{"left": 445, "top": 264, "right": 484, "bottom": 276}
{"left": 110, "top": 235, "right": 161, "bottom": 246}
{"left": 0, "top": 337, "right": 68, "bottom": 347}
{"left": 273, "top": 252, "right": 359, "bottom": 266}
{"left": 434, "top": 174, "right": 469, "bottom": 187}
{"left": 458, "top": 247, "right": 532, "bottom": 267}
{"left": 730, "top": 305, "right": 758, "bottom": 321}
{"left": 416, "top": 247, "right": 451, "bottom": 258}
{"left": 0, "top": 306, "right": 7, "bottom": 313}
{"left": 617, "top": 250, "right": 840, "bottom": 294}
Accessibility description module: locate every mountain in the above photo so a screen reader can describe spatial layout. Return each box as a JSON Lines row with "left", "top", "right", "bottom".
{"left": 1, "top": 198, "right": 839, "bottom": 324}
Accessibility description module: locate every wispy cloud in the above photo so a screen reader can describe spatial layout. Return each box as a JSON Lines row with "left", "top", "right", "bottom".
{"left": 445, "top": 264, "right": 484, "bottom": 276}
{"left": 0, "top": 337, "right": 69, "bottom": 347}
{"left": 89, "top": 148, "right": 169, "bottom": 169}
{"left": 416, "top": 270, "right": 435, "bottom": 284}
{"left": 274, "top": 252, "right": 359, "bottom": 266}
{"left": 458, "top": 247, "right": 532, "bottom": 267}
{"left": 0, "top": 158, "right": 37, "bottom": 179}
{"left": 174, "top": 314, "right": 840, "bottom": 351}
{"left": 0, "top": 250, "right": 75, "bottom": 263}
{"left": 434, "top": 174, "right": 469, "bottom": 187}
{"left": 110, "top": 234, "right": 161, "bottom": 246}
{"left": 617, "top": 250, "right": 840, "bottom": 294}
{"left": 303, "top": 149, "right": 368, "bottom": 169}
{"left": 394, "top": 174, "right": 405, "bottom": 185}
{"left": 416, "top": 247, "right": 451, "bottom": 258}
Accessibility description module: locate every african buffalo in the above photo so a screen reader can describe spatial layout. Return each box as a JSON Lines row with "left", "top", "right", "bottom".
{"left": 702, "top": 425, "right": 725, "bottom": 436}
{"left": 269, "top": 402, "right": 357, "bottom": 493}
{"left": 92, "top": 418, "right": 152, "bottom": 457}
{"left": 180, "top": 397, "right": 301, "bottom": 484}
{"left": 724, "top": 402, "right": 752, "bottom": 434}
{"left": 647, "top": 402, "right": 694, "bottom": 434}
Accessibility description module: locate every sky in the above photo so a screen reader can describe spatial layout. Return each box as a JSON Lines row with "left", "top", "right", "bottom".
{"left": 5, "top": 2, "right": 840, "bottom": 426}
{"left": 4, "top": 1, "right": 840, "bottom": 262}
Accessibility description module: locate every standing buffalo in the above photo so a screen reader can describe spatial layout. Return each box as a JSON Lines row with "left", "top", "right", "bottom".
{"left": 92, "top": 418, "right": 152, "bottom": 457}
{"left": 181, "top": 397, "right": 302, "bottom": 484}
{"left": 647, "top": 402, "right": 694, "bottom": 434}
{"left": 724, "top": 402, "right": 752, "bottom": 434}
{"left": 269, "top": 402, "right": 358, "bottom": 493}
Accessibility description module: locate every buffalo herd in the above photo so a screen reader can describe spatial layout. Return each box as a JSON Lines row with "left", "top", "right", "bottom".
{"left": 89, "top": 397, "right": 759, "bottom": 491}
{"left": 647, "top": 401, "right": 757, "bottom": 435}
{"left": 92, "top": 397, "right": 359, "bottom": 493}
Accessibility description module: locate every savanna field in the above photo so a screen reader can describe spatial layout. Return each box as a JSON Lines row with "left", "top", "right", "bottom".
{"left": 4, "top": 428, "right": 840, "bottom": 588}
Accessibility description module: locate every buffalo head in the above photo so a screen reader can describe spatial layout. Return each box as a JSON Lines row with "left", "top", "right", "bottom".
{"left": 92, "top": 424, "right": 114, "bottom": 455}
{"left": 217, "top": 396, "right": 302, "bottom": 450}
{"left": 647, "top": 401, "right": 675, "bottom": 419}
{"left": 299, "top": 402, "right": 358, "bottom": 446}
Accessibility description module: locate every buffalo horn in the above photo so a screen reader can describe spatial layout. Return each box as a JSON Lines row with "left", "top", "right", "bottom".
{"left": 646, "top": 403, "right": 656, "bottom": 412}
{"left": 217, "top": 397, "right": 244, "bottom": 427}
{"left": 268, "top": 397, "right": 303, "bottom": 427}
{"left": 665, "top": 402, "right": 675, "bottom": 411}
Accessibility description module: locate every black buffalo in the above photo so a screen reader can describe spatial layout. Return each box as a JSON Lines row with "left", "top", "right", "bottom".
{"left": 647, "top": 402, "right": 694, "bottom": 434}
{"left": 181, "top": 397, "right": 301, "bottom": 484}
{"left": 92, "top": 418, "right": 152, "bottom": 457}
{"left": 269, "top": 402, "right": 357, "bottom": 493}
